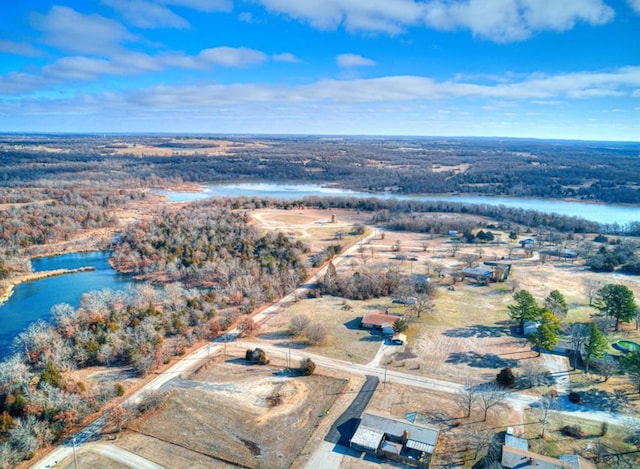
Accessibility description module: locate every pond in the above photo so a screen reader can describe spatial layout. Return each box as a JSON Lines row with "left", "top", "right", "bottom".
{"left": 0, "top": 252, "right": 133, "bottom": 359}
{"left": 159, "top": 183, "right": 639, "bottom": 226}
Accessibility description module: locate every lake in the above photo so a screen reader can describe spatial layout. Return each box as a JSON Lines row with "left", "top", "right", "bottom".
{"left": 0, "top": 252, "right": 132, "bottom": 359}
{"left": 161, "top": 183, "right": 639, "bottom": 226}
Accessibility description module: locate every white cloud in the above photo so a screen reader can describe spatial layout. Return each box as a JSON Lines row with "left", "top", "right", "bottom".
{"left": 31, "top": 6, "right": 136, "bottom": 55}
{"left": 116, "top": 66, "right": 640, "bottom": 108}
{"left": 256, "top": 0, "right": 423, "bottom": 34}
{"left": 336, "top": 53, "right": 376, "bottom": 68}
{"left": 255, "top": 0, "right": 614, "bottom": 41}
{"left": 198, "top": 47, "right": 267, "bottom": 67}
{"left": 628, "top": 0, "right": 640, "bottom": 13}
{"left": 273, "top": 52, "right": 300, "bottom": 63}
{"left": 102, "top": 0, "right": 190, "bottom": 28}
{"left": 0, "top": 72, "right": 44, "bottom": 94}
{"left": 426, "top": 0, "right": 615, "bottom": 42}
{"left": 160, "top": 0, "right": 232, "bottom": 12}
{"left": 0, "top": 40, "right": 44, "bottom": 57}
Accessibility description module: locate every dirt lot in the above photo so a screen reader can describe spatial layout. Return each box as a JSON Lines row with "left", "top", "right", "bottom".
{"left": 110, "top": 355, "right": 349, "bottom": 469}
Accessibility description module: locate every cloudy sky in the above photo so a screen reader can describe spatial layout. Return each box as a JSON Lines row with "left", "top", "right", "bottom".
{"left": 1, "top": 1, "right": 639, "bottom": 140}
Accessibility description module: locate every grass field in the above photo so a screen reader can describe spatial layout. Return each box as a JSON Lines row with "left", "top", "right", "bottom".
{"left": 115, "top": 357, "right": 348, "bottom": 469}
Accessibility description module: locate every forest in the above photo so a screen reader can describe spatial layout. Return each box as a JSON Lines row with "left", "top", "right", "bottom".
{"left": 2, "top": 134, "right": 640, "bottom": 203}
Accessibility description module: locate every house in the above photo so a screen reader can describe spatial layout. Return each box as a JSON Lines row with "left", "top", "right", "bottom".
{"left": 502, "top": 429, "right": 596, "bottom": 469}
{"left": 462, "top": 262, "right": 511, "bottom": 285}
{"left": 361, "top": 311, "right": 402, "bottom": 331}
{"left": 462, "top": 266, "right": 494, "bottom": 285}
{"left": 541, "top": 248, "right": 578, "bottom": 260}
{"left": 519, "top": 238, "right": 535, "bottom": 248}
{"left": 350, "top": 411, "right": 440, "bottom": 468}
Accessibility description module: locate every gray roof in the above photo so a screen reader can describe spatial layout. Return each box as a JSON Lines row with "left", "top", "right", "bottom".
{"left": 502, "top": 446, "right": 581, "bottom": 469}
{"left": 504, "top": 434, "right": 528, "bottom": 451}
{"left": 559, "top": 455, "right": 597, "bottom": 469}
{"left": 359, "top": 411, "right": 439, "bottom": 453}
{"left": 462, "top": 267, "right": 493, "bottom": 278}
{"left": 350, "top": 426, "right": 384, "bottom": 451}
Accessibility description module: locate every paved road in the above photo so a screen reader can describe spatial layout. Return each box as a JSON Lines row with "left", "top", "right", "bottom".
{"left": 234, "top": 340, "right": 640, "bottom": 428}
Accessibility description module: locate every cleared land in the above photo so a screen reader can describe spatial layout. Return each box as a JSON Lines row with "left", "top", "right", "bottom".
{"left": 101, "top": 356, "right": 348, "bottom": 469}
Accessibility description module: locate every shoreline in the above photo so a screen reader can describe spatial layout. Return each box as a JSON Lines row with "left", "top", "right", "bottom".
{"left": 0, "top": 266, "right": 95, "bottom": 308}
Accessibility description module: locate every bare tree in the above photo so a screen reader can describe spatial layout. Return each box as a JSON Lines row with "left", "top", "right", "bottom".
{"left": 567, "top": 323, "right": 588, "bottom": 370}
{"left": 584, "top": 278, "right": 603, "bottom": 306}
{"left": 358, "top": 244, "right": 370, "bottom": 265}
{"left": 237, "top": 316, "right": 258, "bottom": 338}
{"left": 479, "top": 383, "right": 506, "bottom": 421}
{"left": 448, "top": 243, "right": 461, "bottom": 257}
{"left": 519, "top": 361, "right": 549, "bottom": 388}
{"left": 456, "top": 379, "right": 480, "bottom": 418}
{"left": 104, "top": 403, "right": 132, "bottom": 434}
{"left": 466, "top": 423, "right": 495, "bottom": 460}
{"left": 461, "top": 254, "right": 479, "bottom": 267}
{"left": 409, "top": 293, "right": 435, "bottom": 319}
{"left": 539, "top": 392, "right": 557, "bottom": 438}
{"left": 289, "top": 315, "right": 311, "bottom": 337}
{"left": 599, "top": 355, "right": 619, "bottom": 382}
{"left": 305, "top": 322, "right": 328, "bottom": 345}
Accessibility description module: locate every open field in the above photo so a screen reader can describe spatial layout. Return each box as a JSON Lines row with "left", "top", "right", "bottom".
{"left": 102, "top": 356, "right": 348, "bottom": 469}
{"left": 251, "top": 212, "right": 640, "bottom": 386}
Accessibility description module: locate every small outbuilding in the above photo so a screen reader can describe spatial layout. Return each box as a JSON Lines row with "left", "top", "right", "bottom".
{"left": 391, "top": 333, "right": 407, "bottom": 345}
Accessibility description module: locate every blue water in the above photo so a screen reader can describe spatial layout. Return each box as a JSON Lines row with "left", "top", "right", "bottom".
{"left": 161, "top": 183, "right": 639, "bottom": 226}
{"left": 0, "top": 252, "right": 132, "bottom": 359}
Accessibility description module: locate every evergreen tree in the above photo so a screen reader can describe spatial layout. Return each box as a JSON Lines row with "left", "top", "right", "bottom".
{"left": 583, "top": 323, "right": 608, "bottom": 373}
{"left": 393, "top": 318, "right": 409, "bottom": 333}
{"left": 594, "top": 284, "right": 638, "bottom": 332}
{"left": 527, "top": 310, "right": 560, "bottom": 356}
{"left": 508, "top": 290, "right": 540, "bottom": 332}
{"left": 545, "top": 290, "right": 568, "bottom": 317}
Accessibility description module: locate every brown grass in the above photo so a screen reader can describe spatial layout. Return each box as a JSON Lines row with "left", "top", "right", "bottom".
{"left": 120, "top": 358, "right": 348, "bottom": 469}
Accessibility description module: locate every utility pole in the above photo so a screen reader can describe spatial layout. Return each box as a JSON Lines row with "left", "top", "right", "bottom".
{"left": 384, "top": 364, "right": 387, "bottom": 389}
{"left": 72, "top": 437, "right": 79, "bottom": 469}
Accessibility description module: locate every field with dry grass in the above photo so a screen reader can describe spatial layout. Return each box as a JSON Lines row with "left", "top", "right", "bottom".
{"left": 249, "top": 207, "right": 640, "bottom": 386}
{"left": 109, "top": 356, "right": 348, "bottom": 469}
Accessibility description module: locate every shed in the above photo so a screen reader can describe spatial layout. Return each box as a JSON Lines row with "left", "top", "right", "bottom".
{"left": 391, "top": 333, "right": 407, "bottom": 345}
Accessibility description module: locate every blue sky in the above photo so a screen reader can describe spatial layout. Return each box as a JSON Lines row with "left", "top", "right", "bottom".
{"left": 0, "top": 1, "right": 639, "bottom": 140}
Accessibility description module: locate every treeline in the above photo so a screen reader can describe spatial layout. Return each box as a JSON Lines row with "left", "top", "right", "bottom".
{"left": 2, "top": 135, "right": 640, "bottom": 205}
{"left": 291, "top": 196, "right": 640, "bottom": 235}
